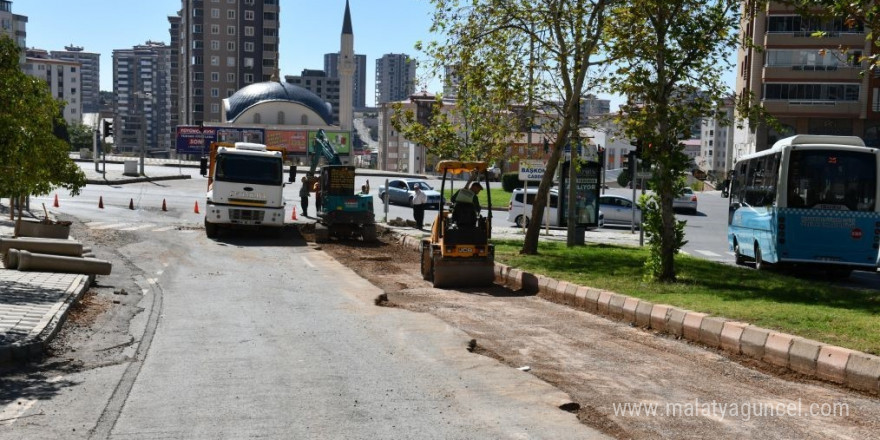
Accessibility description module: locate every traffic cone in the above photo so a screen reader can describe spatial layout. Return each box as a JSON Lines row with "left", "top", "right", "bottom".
{"left": 194, "top": 201, "right": 200, "bottom": 214}
{"left": 161, "top": 199, "right": 167, "bottom": 212}
{"left": 98, "top": 196, "right": 104, "bottom": 209}
{"left": 53, "top": 194, "right": 59, "bottom": 208}
{"left": 129, "top": 198, "right": 135, "bottom": 210}
{"left": 291, "top": 206, "right": 297, "bottom": 220}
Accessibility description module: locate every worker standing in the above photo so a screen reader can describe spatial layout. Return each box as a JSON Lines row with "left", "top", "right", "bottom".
{"left": 412, "top": 185, "right": 428, "bottom": 230}
{"left": 299, "top": 176, "right": 310, "bottom": 217}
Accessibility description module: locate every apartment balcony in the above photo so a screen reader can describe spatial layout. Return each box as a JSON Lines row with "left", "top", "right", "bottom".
{"left": 763, "top": 32, "right": 866, "bottom": 49}
{"left": 762, "top": 99, "right": 862, "bottom": 116}
{"left": 764, "top": 65, "right": 862, "bottom": 82}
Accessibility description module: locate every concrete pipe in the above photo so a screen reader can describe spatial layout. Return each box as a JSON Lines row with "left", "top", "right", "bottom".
{"left": 17, "top": 250, "right": 112, "bottom": 275}
{"left": 4, "top": 248, "right": 20, "bottom": 269}
{"left": 0, "top": 237, "right": 83, "bottom": 260}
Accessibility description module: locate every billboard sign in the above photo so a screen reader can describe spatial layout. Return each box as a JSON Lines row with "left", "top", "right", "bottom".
{"left": 518, "top": 159, "right": 547, "bottom": 182}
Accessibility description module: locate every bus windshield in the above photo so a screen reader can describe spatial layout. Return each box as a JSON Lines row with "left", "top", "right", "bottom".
{"left": 787, "top": 150, "right": 876, "bottom": 212}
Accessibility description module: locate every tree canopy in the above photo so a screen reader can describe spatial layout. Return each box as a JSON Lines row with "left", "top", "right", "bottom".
{"left": 0, "top": 36, "right": 86, "bottom": 221}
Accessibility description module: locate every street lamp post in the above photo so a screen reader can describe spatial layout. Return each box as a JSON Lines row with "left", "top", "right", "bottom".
{"left": 134, "top": 92, "right": 152, "bottom": 176}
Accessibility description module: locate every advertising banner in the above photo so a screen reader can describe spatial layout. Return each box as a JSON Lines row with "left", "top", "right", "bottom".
{"left": 266, "top": 130, "right": 309, "bottom": 154}
{"left": 175, "top": 126, "right": 218, "bottom": 155}
{"left": 518, "top": 159, "right": 547, "bottom": 182}
{"left": 308, "top": 130, "right": 351, "bottom": 155}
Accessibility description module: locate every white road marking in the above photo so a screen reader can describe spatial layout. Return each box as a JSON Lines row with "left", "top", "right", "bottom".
{"left": 695, "top": 250, "right": 723, "bottom": 258}
{"left": 301, "top": 256, "right": 315, "bottom": 268}
{"left": 91, "top": 223, "right": 130, "bottom": 230}
{"left": 0, "top": 398, "right": 38, "bottom": 426}
{"left": 85, "top": 221, "right": 107, "bottom": 227}
{"left": 118, "top": 224, "right": 156, "bottom": 231}
{"left": 156, "top": 270, "right": 164, "bottom": 275}
{"left": 152, "top": 226, "right": 176, "bottom": 232}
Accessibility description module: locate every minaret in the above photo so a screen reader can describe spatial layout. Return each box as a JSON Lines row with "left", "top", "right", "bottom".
{"left": 338, "top": 0, "right": 355, "bottom": 131}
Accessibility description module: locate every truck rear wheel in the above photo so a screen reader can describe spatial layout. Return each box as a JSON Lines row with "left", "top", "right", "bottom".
{"left": 362, "top": 224, "right": 377, "bottom": 242}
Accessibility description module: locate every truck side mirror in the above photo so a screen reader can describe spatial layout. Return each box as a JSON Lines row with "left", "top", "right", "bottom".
{"left": 289, "top": 165, "right": 296, "bottom": 183}
{"left": 199, "top": 157, "right": 208, "bottom": 176}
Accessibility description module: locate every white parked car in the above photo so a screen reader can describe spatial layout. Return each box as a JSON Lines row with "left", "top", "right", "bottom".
{"left": 673, "top": 187, "right": 699, "bottom": 214}
{"left": 507, "top": 187, "right": 603, "bottom": 228}
{"left": 598, "top": 195, "right": 642, "bottom": 226}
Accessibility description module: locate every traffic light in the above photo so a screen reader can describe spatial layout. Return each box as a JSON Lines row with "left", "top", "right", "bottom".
{"left": 102, "top": 120, "right": 113, "bottom": 139}
{"left": 631, "top": 139, "right": 642, "bottom": 158}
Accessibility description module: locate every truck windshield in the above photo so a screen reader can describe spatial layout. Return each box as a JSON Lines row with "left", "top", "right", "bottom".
{"left": 215, "top": 154, "right": 282, "bottom": 186}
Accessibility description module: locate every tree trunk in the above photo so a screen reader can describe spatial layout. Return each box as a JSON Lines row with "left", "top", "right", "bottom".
{"left": 521, "top": 140, "right": 566, "bottom": 255}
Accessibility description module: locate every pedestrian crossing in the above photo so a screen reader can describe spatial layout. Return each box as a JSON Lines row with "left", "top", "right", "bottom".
{"left": 84, "top": 221, "right": 197, "bottom": 233}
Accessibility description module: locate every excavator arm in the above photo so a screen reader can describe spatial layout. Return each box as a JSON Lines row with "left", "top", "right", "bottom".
{"left": 308, "top": 129, "right": 342, "bottom": 176}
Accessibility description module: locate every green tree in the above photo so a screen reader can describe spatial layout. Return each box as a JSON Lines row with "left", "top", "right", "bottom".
{"left": 68, "top": 123, "right": 95, "bottom": 152}
{"left": 604, "top": 0, "right": 743, "bottom": 281}
{"left": 420, "top": 0, "right": 616, "bottom": 255}
{"left": 0, "top": 36, "right": 86, "bottom": 225}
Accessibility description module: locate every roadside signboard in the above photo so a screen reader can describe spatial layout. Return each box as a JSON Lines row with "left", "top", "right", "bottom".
{"left": 518, "top": 159, "right": 547, "bottom": 182}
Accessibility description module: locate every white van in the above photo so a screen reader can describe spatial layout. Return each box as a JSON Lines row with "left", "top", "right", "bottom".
{"left": 507, "top": 187, "right": 603, "bottom": 228}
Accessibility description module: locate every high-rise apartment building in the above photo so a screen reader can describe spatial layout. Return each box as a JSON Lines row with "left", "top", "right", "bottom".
{"left": 375, "top": 53, "right": 416, "bottom": 105}
{"left": 735, "top": 1, "right": 878, "bottom": 156}
{"left": 167, "top": 14, "right": 181, "bottom": 138}
{"left": 50, "top": 46, "right": 100, "bottom": 114}
{"left": 325, "top": 52, "right": 366, "bottom": 109}
{"left": 23, "top": 49, "right": 81, "bottom": 126}
{"left": 113, "top": 41, "right": 174, "bottom": 155}
{"left": 0, "top": 0, "right": 27, "bottom": 65}
{"left": 284, "top": 70, "right": 339, "bottom": 123}
{"left": 173, "top": 0, "right": 280, "bottom": 126}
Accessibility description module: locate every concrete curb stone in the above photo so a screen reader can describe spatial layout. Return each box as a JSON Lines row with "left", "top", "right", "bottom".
{"left": 597, "top": 291, "right": 614, "bottom": 316}
{"left": 764, "top": 332, "right": 796, "bottom": 368}
{"left": 583, "top": 288, "right": 601, "bottom": 313}
{"left": 543, "top": 278, "right": 559, "bottom": 301}
{"left": 650, "top": 304, "right": 673, "bottom": 331}
{"left": 622, "top": 297, "right": 640, "bottom": 323}
{"left": 720, "top": 321, "right": 749, "bottom": 354}
{"left": 607, "top": 294, "right": 627, "bottom": 319}
{"left": 789, "top": 338, "right": 823, "bottom": 376}
{"left": 507, "top": 268, "right": 523, "bottom": 290}
{"left": 666, "top": 307, "right": 689, "bottom": 337}
{"left": 573, "top": 286, "right": 589, "bottom": 310}
{"left": 817, "top": 346, "right": 856, "bottom": 384}
{"left": 682, "top": 312, "right": 708, "bottom": 341}
{"left": 740, "top": 326, "right": 771, "bottom": 358}
{"left": 554, "top": 281, "right": 571, "bottom": 303}
{"left": 699, "top": 316, "right": 727, "bottom": 349}
{"left": 845, "top": 353, "right": 880, "bottom": 393}
{"left": 564, "top": 283, "right": 579, "bottom": 307}
{"left": 634, "top": 300, "right": 653, "bottom": 328}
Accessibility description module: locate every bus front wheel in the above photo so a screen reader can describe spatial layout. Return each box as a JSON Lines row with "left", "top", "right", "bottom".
{"left": 733, "top": 241, "right": 745, "bottom": 266}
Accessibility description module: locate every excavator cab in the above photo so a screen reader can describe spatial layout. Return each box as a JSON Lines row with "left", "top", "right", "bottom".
{"left": 420, "top": 160, "right": 495, "bottom": 288}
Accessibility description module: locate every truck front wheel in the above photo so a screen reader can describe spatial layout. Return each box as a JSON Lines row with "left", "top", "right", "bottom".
{"left": 205, "top": 219, "right": 219, "bottom": 238}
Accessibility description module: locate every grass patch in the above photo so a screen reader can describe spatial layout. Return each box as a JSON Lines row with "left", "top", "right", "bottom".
{"left": 493, "top": 239, "right": 880, "bottom": 355}
{"left": 442, "top": 188, "right": 512, "bottom": 210}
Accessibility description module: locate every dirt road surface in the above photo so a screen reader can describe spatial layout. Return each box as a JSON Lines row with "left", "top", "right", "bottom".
{"left": 320, "top": 232, "right": 880, "bottom": 439}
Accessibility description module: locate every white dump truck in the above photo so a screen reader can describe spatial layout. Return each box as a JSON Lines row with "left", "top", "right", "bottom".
{"left": 200, "top": 142, "right": 295, "bottom": 238}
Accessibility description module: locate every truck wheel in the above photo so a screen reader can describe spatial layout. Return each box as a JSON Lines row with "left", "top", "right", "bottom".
{"left": 205, "top": 219, "right": 219, "bottom": 238}
{"left": 315, "top": 224, "right": 329, "bottom": 243}
{"left": 421, "top": 243, "right": 433, "bottom": 281}
{"left": 514, "top": 215, "right": 529, "bottom": 228}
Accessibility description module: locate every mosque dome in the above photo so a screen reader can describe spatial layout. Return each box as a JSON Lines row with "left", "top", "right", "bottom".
{"left": 224, "top": 81, "right": 333, "bottom": 125}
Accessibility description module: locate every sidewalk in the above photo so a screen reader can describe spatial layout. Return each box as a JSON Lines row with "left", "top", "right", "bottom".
{"left": 0, "top": 212, "right": 90, "bottom": 364}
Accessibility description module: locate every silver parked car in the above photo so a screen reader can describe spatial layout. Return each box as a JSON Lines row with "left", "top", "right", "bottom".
{"left": 598, "top": 195, "right": 641, "bottom": 226}
{"left": 378, "top": 178, "right": 443, "bottom": 209}
{"left": 507, "top": 187, "right": 604, "bottom": 228}
{"left": 673, "top": 187, "right": 698, "bottom": 214}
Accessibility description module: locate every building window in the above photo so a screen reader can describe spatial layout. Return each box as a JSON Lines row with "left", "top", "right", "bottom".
{"left": 194, "top": 104, "right": 204, "bottom": 112}
{"left": 227, "top": 41, "right": 235, "bottom": 51}
{"left": 244, "top": 73, "right": 254, "bottom": 83}
{"left": 227, "top": 57, "right": 235, "bottom": 67}
{"left": 211, "top": 24, "right": 220, "bottom": 34}
{"left": 211, "top": 103, "right": 220, "bottom": 113}
{"left": 211, "top": 8, "right": 220, "bottom": 18}
{"left": 874, "top": 88, "right": 880, "bottom": 112}
{"left": 211, "top": 40, "right": 220, "bottom": 50}
{"left": 227, "top": 73, "right": 235, "bottom": 83}
{"left": 227, "top": 89, "right": 236, "bottom": 97}
{"left": 227, "top": 26, "right": 236, "bottom": 35}
{"left": 211, "top": 72, "right": 219, "bottom": 81}
{"left": 244, "top": 42, "right": 254, "bottom": 52}
{"left": 245, "top": 10, "right": 254, "bottom": 20}
{"left": 193, "top": 24, "right": 202, "bottom": 33}
{"left": 194, "top": 72, "right": 204, "bottom": 81}
{"left": 192, "top": 40, "right": 203, "bottom": 49}
{"left": 244, "top": 58, "right": 254, "bottom": 68}
{"left": 764, "top": 83, "right": 859, "bottom": 101}
{"left": 244, "top": 26, "right": 254, "bottom": 36}
{"left": 192, "top": 8, "right": 202, "bottom": 17}
{"left": 264, "top": 12, "right": 276, "bottom": 20}
{"left": 227, "top": 10, "right": 235, "bottom": 19}
{"left": 209, "top": 56, "right": 218, "bottom": 66}
{"left": 211, "top": 88, "right": 219, "bottom": 97}
{"left": 194, "top": 88, "right": 203, "bottom": 96}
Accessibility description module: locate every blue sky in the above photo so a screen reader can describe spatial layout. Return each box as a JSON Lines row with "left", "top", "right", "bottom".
{"left": 16, "top": 0, "right": 735, "bottom": 110}
{"left": 16, "top": 0, "right": 441, "bottom": 107}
